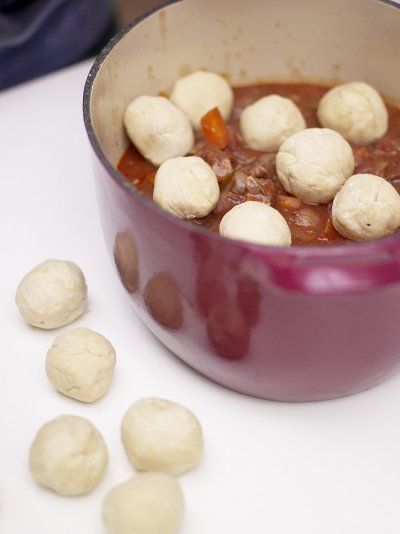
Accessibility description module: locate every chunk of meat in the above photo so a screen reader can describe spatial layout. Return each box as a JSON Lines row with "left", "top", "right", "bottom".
{"left": 228, "top": 167, "right": 277, "bottom": 206}
{"left": 226, "top": 124, "right": 243, "bottom": 150}
{"left": 276, "top": 194, "right": 302, "bottom": 211}
{"left": 375, "top": 137, "right": 400, "bottom": 155}
{"left": 292, "top": 207, "right": 324, "bottom": 228}
{"left": 191, "top": 141, "right": 233, "bottom": 181}
{"left": 214, "top": 180, "right": 276, "bottom": 219}
{"left": 232, "top": 150, "right": 276, "bottom": 174}
{"left": 285, "top": 206, "right": 326, "bottom": 244}
{"left": 354, "top": 139, "right": 400, "bottom": 181}
{"left": 214, "top": 189, "right": 242, "bottom": 216}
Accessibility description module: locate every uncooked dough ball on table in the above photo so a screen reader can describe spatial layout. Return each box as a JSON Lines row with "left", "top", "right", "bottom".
{"left": 153, "top": 156, "right": 220, "bottom": 219}
{"left": 219, "top": 201, "right": 292, "bottom": 247}
{"left": 332, "top": 173, "right": 400, "bottom": 241}
{"left": 170, "top": 70, "right": 234, "bottom": 129}
{"left": 46, "top": 327, "right": 116, "bottom": 403}
{"left": 15, "top": 259, "right": 87, "bottom": 329}
{"left": 121, "top": 397, "right": 204, "bottom": 475}
{"left": 276, "top": 128, "right": 355, "bottom": 204}
{"left": 29, "top": 415, "right": 108, "bottom": 496}
{"left": 317, "top": 81, "right": 388, "bottom": 145}
{"left": 124, "top": 96, "right": 194, "bottom": 165}
{"left": 240, "top": 95, "right": 306, "bottom": 151}
{"left": 102, "top": 473, "right": 184, "bottom": 534}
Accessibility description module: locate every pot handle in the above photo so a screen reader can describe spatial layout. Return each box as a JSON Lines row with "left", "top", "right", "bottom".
{"left": 243, "top": 243, "right": 400, "bottom": 296}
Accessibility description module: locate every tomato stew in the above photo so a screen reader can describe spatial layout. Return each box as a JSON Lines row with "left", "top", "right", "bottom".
{"left": 118, "top": 83, "right": 400, "bottom": 246}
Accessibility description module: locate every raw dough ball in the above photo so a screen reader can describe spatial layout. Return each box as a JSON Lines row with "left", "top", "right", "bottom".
{"left": 121, "top": 397, "right": 204, "bottom": 475}
{"left": 29, "top": 415, "right": 108, "bottom": 496}
{"left": 153, "top": 156, "right": 220, "bottom": 219}
{"left": 219, "top": 201, "right": 292, "bottom": 247}
{"left": 46, "top": 327, "right": 116, "bottom": 403}
{"left": 170, "top": 70, "right": 234, "bottom": 129}
{"left": 276, "top": 128, "right": 355, "bottom": 204}
{"left": 124, "top": 96, "right": 194, "bottom": 165}
{"left": 240, "top": 95, "right": 306, "bottom": 151}
{"left": 317, "top": 81, "right": 388, "bottom": 145}
{"left": 332, "top": 173, "right": 400, "bottom": 241}
{"left": 15, "top": 259, "right": 87, "bottom": 329}
{"left": 102, "top": 473, "right": 184, "bottom": 534}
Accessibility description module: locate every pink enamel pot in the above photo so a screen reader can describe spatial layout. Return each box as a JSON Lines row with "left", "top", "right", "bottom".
{"left": 84, "top": 0, "right": 400, "bottom": 401}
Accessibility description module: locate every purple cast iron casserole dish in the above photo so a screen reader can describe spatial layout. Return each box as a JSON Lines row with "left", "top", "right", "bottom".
{"left": 84, "top": 0, "right": 400, "bottom": 401}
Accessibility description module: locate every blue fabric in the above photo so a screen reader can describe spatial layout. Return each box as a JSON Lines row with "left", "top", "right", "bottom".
{"left": 0, "top": 0, "right": 112, "bottom": 90}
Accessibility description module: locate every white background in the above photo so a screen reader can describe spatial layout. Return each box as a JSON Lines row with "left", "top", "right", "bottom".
{"left": 1, "top": 61, "right": 400, "bottom": 534}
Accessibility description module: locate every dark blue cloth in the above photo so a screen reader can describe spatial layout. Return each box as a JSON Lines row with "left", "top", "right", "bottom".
{"left": 0, "top": 0, "right": 113, "bottom": 90}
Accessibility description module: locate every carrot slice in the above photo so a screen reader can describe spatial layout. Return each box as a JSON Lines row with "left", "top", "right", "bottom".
{"left": 200, "top": 107, "right": 229, "bottom": 149}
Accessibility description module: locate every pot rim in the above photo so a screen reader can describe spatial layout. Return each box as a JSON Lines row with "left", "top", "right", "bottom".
{"left": 83, "top": 0, "right": 400, "bottom": 261}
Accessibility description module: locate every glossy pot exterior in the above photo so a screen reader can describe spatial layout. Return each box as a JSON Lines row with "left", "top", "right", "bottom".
{"left": 85, "top": 0, "right": 400, "bottom": 401}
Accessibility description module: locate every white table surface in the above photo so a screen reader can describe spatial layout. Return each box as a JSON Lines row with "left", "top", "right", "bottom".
{"left": 1, "top": 60, "right": 400, "bottom": 534}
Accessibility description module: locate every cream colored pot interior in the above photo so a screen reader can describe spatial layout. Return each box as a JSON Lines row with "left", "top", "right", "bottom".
{"left": 90, "top": 0, "right": 400, "bottom": 166}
